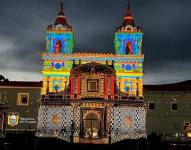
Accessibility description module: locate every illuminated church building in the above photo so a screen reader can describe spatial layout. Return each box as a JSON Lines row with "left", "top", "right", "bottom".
{"left": 37, "top": 3, "right": 146, "bottom": 143}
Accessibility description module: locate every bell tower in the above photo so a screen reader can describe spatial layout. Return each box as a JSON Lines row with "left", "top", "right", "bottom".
{"left": 114, "top": 2, "right": 142, "bottom": 55}
{"left": 41, "top": 3, "right": 74, "bottom": 95}
{"left": 114, "top": 2, "right": 144, "bottom": 97}
{"left": 46, "top": 2, "right": 74, "bottom": 54}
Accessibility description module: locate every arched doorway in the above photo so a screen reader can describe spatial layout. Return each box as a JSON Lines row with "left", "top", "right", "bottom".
{"left": 83, "top": 112, "right": 100, "bottom": 139}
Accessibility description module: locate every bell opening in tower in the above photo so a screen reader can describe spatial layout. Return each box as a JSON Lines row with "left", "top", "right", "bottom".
{"left": 55, "top": 40, "right": 62, "bottom": 53}
{"left": 126, "top": 42, "right": 132, "bottom": 55}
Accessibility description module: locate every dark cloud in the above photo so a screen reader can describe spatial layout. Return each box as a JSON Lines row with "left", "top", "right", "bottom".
{"left": 0, "top": 0, "right": 191, "bottom": 84}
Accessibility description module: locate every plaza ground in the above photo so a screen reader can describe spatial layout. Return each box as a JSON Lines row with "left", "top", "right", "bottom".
{"left": 1, "top": 132, "right": 191, "bottom": 150}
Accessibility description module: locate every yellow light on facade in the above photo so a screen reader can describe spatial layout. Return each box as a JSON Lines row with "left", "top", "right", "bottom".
{"left": 187, "top": 132, "right": 191, "bottom": 138}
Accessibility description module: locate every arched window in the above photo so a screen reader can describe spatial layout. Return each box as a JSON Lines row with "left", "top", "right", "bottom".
{"left": 90, "top": 68, "right": 95, "bottom": 74}
{"left": 55, "top": 41, "right": 62, "bottom": 53}
{"left": 125, "top": 85, "right": 130, "bottom": 94}
{"left": 126, "top": 42, "right": 132, "bottom": 54}
{"left": 55, "top": 84, "right": 59, "bottom": 93}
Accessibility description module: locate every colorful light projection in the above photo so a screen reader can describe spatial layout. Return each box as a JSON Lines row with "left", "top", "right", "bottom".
{"left": 37, "top": 105, "right": 73, "bottom": 142}
{"left": 115, "top": 63, "right": 142, "bottom": 73}
{"left": 42, "top": 56, "right": 144, "bottom": 96}
{"left": 42, "top": 27, "right": 74, "bottom": 94}
{"left": 42, "top": 59, "right": 72, "bottom": 94}
{"left": 41, "top": 2, "right": 144, "bottom": 97}
{"left": 114, "top": 60, "right": 143, "bottom": 96}
{"left": 114, "top": 33, "right": 143, "bottom": 55}
{"left": 42, "top": 52, "right": 144, "bottom": 63}
{"left": 110, "top": 106, "right": 146, "bottom": 143}
{"left": 113, "top": 20, "right": 144, "bottom": 96}
{"left": 38, "top": 2, "right": 146, "bottom": 144}
{"left": 41, "top": 3, "right": 74, "bottom": 94}
{"left": 46, "top": 32, "right": 74, "bottom": 54}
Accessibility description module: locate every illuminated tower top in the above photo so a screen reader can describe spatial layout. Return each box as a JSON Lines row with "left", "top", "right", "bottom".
{"left": 45, "top": 2, "right": 74, "bottom": 54}
{"left": 54, "top": 2, "right": 72, "bottom": 29}
{"left": 114, "top": 1, "right": 142, "bottom": 56}
{"left": 116, "top": 1, "right": 141, "bottom": 31}
{"left": 122, "top": 2, "right": 135, "bottom": 27}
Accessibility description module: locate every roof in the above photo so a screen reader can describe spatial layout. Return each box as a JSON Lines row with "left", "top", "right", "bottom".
{"left": 0, "top": 80, "right": 191, "bottom": 91}
{"left": 144, "top": 80, "right": 191, "bottom": 91}
{"left": 0, "top": 81, "right": 42, "bottom": 87}
{"left": 116, "top": 1, "right": 135, "bottom": 31}
{"left": 122, "top": 2, "right": 135, "bottom": 27}
{"left": 54, "top": 2, "right": 71, "bottom": 29}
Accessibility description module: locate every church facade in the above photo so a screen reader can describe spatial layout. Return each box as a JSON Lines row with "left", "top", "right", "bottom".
{"left": 36, "top": 3, "right": 146, "bottom": 144}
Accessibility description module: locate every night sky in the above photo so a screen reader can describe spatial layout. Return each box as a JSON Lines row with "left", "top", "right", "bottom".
{"left": 0, "top": 0, "right": 191, "bottom": 84}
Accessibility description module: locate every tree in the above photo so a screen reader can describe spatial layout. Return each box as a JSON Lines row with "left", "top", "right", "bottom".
{"left": 0, "top": 75, "right": 9, "bottom": 82}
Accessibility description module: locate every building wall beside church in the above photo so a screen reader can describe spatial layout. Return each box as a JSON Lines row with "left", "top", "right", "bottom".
{"left": 144, "top": 91, "right": 191, "bottom": 136}
{"left": 0, "top": 85, "right": 40, "bottom": 132}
